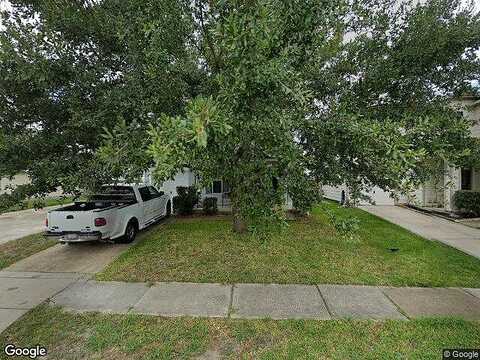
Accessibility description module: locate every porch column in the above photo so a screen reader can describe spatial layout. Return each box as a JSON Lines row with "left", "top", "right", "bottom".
{"left": 443, "top": 165, "right": 461, "bottom": 211}
{"left": 473, "top": 169, "right": 480, "bottom": 192}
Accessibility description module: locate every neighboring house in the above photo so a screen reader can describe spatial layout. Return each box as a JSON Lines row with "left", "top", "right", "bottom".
{"left": 0, "top": 173, "right": 63, "bottom": 197}
{"left": 143, "top": 167, "right": 294, "bottom": 210}
{"left": 403, "top": 95, "right": 480, "bottom": 211}
{"left": 0, "top": 173, "right": 30, "bottom": 194}
{"left": 322, "top": 185, "right": 395, "bottom": 206}
{"left": 323, "top": 95, "right": 480, "bottom": 210}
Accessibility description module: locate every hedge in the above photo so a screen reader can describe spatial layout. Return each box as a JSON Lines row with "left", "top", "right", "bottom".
{"left": 453, "top": 190, "right": 480, "bottom": 217}
{"left": 173, "top": 186, "right": 199, "bottom": 215}
{"left": 203, "top": 197, "right": 218, "bottom": 215}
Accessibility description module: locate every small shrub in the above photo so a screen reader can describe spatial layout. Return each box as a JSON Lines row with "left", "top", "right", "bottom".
{"left": 0, "top": 184, "right": 34, "bottom": 213}
{"left": 203, "top": 197, "right": 218, "bottom": 215}
{"left": 173, "top": 186, "right": 199, "bottom": 215}
{"left": 453, "top": 191, "right": 480, "bottom": 217}
{"left": 31, "top": 197, "right": 46, "bottom": 210}
{"left": 0, "top": 193, "right": 17, "bottom": 212}
{"left": 325, "top": 209, "right": 361, "bottom": 242}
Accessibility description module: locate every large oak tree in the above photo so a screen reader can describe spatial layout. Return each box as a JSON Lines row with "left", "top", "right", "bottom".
{"left": 1, "top": 0, "right": 479, "bottom": 231}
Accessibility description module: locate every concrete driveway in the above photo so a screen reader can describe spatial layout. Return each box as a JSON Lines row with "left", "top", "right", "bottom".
{"left": 3, "top": 242, "right": 132, "bottom": 273}
{"left": 0, "top": 241, "right": 134, "bottom": 333}
{"left": 362, "top": 205, "right": 480, "bottom": 259}
{"left": 0, "top": 206, "right": 58, "bottom": 244}
{"left": 0, "top": 219, "right": 172, "bottom": 334}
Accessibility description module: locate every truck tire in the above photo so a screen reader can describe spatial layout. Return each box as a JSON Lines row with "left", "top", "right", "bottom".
{"left": 120, "top": 220, "right": 137, "bottom": 244}
{"left": 166, "top": 201, "right": 171, "bottom": 217}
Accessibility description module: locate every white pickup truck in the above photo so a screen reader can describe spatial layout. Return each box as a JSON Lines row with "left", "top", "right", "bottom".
{"left": 45, "top": 184, "right": 171, "bottom": 243}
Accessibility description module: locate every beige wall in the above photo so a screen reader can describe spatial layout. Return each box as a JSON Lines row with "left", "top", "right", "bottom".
{"left": 0, "top": 173, "right": 64, "bottom": 196}
{"left": 450, "top": 98, "right": 480, "bottom": 138}
{"left": 0, "top": 173, "right": 30, "bottom": 194}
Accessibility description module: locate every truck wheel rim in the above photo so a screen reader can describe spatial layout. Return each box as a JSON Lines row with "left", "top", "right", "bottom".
{"left": 128, "top": 226, "right": 135, "bottom": 239}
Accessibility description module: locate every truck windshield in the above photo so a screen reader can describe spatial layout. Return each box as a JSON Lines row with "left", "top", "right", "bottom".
{"left": 89, "top": 186, "right": 136, "bottom": 202}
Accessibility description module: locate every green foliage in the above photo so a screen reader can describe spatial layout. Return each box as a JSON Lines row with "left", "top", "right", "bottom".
{"left": 0, "top": 184, "right": 35, "bottom": 212}
{"left": 173, "top": 186, "right": 199, "bottom": 215}
{"left": 325, "top": 207, "right": 361, "bottom": 242}
{"left": 453, "top": 190, "right": 480, "bottom": 216}
{"left": 1, "top": 0, "right": 480, "bottom": 232}
{"left": 303, "top": 0, "right": 480, "bottom": 201}
{"left": 0, "top": 194, "right": 17, "bottom": 212}
{"left": 31, "top": 197, "right": 46, "bottom": 210}
{"left": 0, "top": 0, "right": 199, "bottom": 194}
{"left": 147, "top": 96, "right": 231, "bottom": 182}
{"left": 202, "top": 197, "right": 218, "bottom": 215}
{"left": 97, "top": 118, "right": 152, "bottom": 184}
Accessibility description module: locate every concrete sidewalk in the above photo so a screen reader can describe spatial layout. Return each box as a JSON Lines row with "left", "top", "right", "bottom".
{"left": 0, "top": 271, "right": 86, "bottom": 333}
{"left": 362, "top": 205, "right": 480, "bottom": 259}
{"left": 3, "top": 275, "right": 480, "bottom": 334}
{"left": 49, "top": 280, "right": 480, "bottom": 321}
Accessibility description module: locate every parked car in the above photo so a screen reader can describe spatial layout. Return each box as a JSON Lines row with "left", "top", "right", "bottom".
{"left": 44, "top": 184, "right": 171, "bottom": 243}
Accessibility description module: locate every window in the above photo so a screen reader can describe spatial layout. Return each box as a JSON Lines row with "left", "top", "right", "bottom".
{"left": 212, "top": 180, "right": 222, "bottom": 193}
{"left": 461, "top": 168, "right": 473, "bottom": 190}
{"left": 138, "top": 187, "right": 151, "bottom": 202}
{"left": 91, "top": 186, "right": 135, "bottom": 202}
{"left": 148, "top": 186, "right": 160, "bottom": 198}
{"left": 205, "top": 180, "right": 223, "bottom": 194}
{"left": 100, "top": 186, "right": 134, "bottom": 195}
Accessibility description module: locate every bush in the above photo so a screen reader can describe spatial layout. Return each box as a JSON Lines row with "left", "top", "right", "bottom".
{"left": 173, "top": 186, "right": 199, "bottom": 215}
{"left": 0, "top": 193, "right": 17, "bottom": 212}
{"left": 325, "top": 209, "right": 361, "bottom": 242}
{"left": 453, "top": 191, "right": 480, "bottom": 217}
{"left": 0, "top": 184, "right": 34, "bottom": 213}
{"left": 31, "top": 197, "right": 46, "bottom": 210}
{"left": 203, "top": 197, "right": 218, "bottom": 215}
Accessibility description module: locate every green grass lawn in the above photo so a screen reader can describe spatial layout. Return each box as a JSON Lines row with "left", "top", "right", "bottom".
{"left": 1, "top": 305, "right": 479, "bottom": 360}
{"left": 0, "top": 233, "right": 57, "bottom": 270}
{"left": 97, "top": 202, "right": 480, "bottom": 287}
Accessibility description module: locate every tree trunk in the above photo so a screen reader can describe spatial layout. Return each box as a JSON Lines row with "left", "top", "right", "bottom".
{"left": 232, "top": 206, "right": 247, "bottom": 233}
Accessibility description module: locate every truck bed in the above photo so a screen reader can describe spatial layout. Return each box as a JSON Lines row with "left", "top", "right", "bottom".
{"left": 57, "top": 199, "right": 135, "bottom": 212}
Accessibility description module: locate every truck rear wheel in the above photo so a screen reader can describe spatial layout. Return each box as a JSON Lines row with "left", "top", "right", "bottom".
{"left": 120, "top": 221, "right": 137, "bottom": 244}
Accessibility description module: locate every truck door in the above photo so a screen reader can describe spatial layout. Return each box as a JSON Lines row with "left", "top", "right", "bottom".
{"left": 148, "top": 186, "right": 166, "bottom": 218}
{"left": 138, "top": 186, "right": 153, "bottom": 224}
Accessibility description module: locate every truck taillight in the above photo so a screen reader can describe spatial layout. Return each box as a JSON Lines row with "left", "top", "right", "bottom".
{"left": 45, "top": 218, "right": 48, "bottom": 227}
{"left": 94, "top": 217, "right": 107, "bottom": 227}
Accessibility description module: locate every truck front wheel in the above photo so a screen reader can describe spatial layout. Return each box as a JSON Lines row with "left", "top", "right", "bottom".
{"left": 166, "top": 201, "right": 171, "bottom": 217}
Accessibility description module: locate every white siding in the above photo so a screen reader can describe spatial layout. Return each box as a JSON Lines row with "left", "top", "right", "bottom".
{"left": 473, "top": 169, "right": 480, "bottom": 191}
{"left": 366, "top": 187, "right": 395, "bottom": 205}
{"left": 396, "top": 188, "right": 424, "bottom": 206}
{"left": 322, "top": 185, "right": 346, "bottom": 202}
{"left": 156, "top": 168, "right": 195, "bottom": 198}
{"left": 322, "top": 184, "right": 395, "bottom": 205}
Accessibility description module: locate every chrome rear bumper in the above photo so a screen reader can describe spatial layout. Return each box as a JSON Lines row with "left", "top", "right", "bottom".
{"left": 44, "top": 231, "right": 103, "bottom": 243}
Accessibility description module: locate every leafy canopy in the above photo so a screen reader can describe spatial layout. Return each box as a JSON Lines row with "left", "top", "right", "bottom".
{"left": 1, "top": 0, "right": 479, "bottom": 230}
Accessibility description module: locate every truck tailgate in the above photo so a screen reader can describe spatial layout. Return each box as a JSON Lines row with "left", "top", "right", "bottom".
{"left": 48, "top": 210, "right": 94, "bottom": 233}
